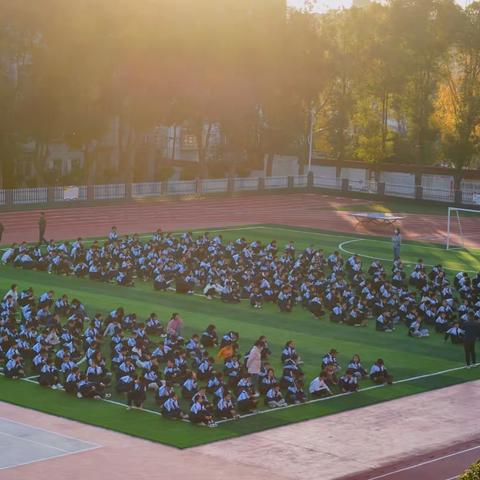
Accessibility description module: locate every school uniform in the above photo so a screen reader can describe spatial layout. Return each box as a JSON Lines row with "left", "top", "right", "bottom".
{"left": 265, "top": 388, "right": 287, "bottom": 408}
{"left": 309, "top": 377, "right": 332, "bottom": 397}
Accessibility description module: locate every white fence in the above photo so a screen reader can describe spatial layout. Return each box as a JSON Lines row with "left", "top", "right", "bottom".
{"left": 94, "top": 184, "right": 126, "bottom": 200}
{"left": 1, "top": 173, "right": 480, "bottom": 207}
{"left": 13, "top": 187, "right": 48, "bottom": 204}
{"left": 166, "top": 180, "right": 197, "bottom": 195}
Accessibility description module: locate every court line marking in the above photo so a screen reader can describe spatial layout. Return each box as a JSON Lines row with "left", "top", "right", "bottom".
{"left": 0, "top": 430, "right": 69, "bottom": 453}
{"left": 338, "top": 239, "right": 479, "bottom": 273}
{"left": 0, "top": 444, "right": 102, "bottom": 471}
{"left": 367, "top": 445, "right": 480, "bottom": 480}
{"left": 0, "top": 416, "right": 102, "bottom": 447}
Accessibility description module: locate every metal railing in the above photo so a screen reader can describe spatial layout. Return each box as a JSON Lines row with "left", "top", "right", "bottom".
{"left": 1, "top": 174, "right": 478, "bottom": 208}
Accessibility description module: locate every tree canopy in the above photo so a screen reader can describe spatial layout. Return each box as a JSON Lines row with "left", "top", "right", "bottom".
{"left": 1, "top": 0, "right": 479, "bottom": 187}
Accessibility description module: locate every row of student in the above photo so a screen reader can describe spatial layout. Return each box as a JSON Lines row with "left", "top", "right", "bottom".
{"left": 1, "top": 287, "right": 394, "bottom": 424}
{"left": 326, "top": 257, "right": 480, "bottom": 343}
{"left": 3, "top": 229, "right": 480, "bottom": 338}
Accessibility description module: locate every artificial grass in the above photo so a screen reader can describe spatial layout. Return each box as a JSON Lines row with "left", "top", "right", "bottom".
{"left": 0, "top": 225, "right": 479, "bottom": 448}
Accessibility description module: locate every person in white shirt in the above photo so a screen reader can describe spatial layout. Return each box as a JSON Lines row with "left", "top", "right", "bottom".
{"left": 309, "top": 372, "right": 332, "bottom": 397}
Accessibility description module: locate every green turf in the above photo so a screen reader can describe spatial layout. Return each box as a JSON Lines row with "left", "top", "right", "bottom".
{"left": 0, "top": 224, "right": 479, "bottom": 448}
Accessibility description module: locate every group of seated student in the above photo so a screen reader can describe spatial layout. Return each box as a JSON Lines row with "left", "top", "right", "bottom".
{"left": 1, "top": 284, "right": 396, "bottom": 425}
{"left": 2, "top": 228, "right": 480, "bottom": 336}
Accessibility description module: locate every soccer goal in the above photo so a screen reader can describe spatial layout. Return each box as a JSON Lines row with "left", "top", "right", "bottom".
{"left": 446, "top": 207, "right": 480, "bottom": 250}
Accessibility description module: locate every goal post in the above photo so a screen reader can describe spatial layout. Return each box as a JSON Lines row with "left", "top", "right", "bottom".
{"left": 446, "top": 207, "right": 480, "bottom": 250}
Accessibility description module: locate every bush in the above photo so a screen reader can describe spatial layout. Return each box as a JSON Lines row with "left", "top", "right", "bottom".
{"left": 460, "top": 460, "right": 480, "bottom": 480}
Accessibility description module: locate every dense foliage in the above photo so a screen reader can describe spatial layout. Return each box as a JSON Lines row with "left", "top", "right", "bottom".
{"left": 1, "top": 0, "right": 480, "bottom": 187}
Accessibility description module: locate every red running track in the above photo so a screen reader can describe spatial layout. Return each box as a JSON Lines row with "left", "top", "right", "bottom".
{"left": 0, "top": 193, "right": 478, "bottom": 247}
{"left": 339, "top": 438, "right": 480, "bottom": 480}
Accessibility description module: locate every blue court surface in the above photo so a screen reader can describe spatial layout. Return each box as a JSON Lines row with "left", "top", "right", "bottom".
{"left": 0, "top": 417, "right": 101, "bottom": 470}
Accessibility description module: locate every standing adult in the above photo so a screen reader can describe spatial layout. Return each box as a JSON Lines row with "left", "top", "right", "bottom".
{"left": 166, "top": 312, "right": 184, "bottom": 336}
{"left": 39, "top": 212, "right": 47, "bottom": 245}
{"left": 246, "top": 340, "right": 264, "bottom": 394}
{"left": 392, "top": 228, "right": 401, "bottom": 260}
{"left": 463, "top": 314, "right": 480, "bottom": 367}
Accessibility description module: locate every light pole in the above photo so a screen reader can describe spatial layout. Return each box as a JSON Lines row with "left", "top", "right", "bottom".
{"left": 307, "top": 105, "right": 315, "bottom": 173}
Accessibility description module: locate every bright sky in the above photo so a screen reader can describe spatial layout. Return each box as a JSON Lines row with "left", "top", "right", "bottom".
{"left": 288, "top": 0, "right": 353, "bottom": 12}
{"left": 288, "top": 0, "right": 471, "bottom": 12}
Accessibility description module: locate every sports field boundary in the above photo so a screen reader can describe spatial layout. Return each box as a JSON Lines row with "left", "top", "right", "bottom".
{"left": 1, "top": 364, "right": 474, "bottom": 428}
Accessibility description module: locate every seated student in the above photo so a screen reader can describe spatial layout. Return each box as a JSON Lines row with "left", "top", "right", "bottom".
{"left": 330, "top": 303, "right": 345, "bottom": 323}
{"left": 197, "top": 356, "right": 214, "bottom": 381}
{"left": 153, "top": 272, "right": 169, "bottom": 291}
{"left": 201, "top": 324, "right": 218, "bottom": 348}
{"left": 307, "top": 294, "right": 325, "bottom": 318}
{"left": 127, "top": 376, "right": 146, "bottom": 410}
{"left": 322, "top": 364, "right": 339, "bottom": 389}
{"left": 260, "top": 368, "right": 278, "bottom": 395}
{"left": 278, "top": 286, "right": 293, "bottom": 312}
{"left": 155, "top": 382, "right": 174, "bottom": 406}
{"left": 369, "top": 359, "right": 393, "bottom": 385}
{"left": 162, "top": 394, "right": 187, "bottom": 420}
{"left": 309, "top": 371, "right": 333, "bottom": 397}
{"left": 408, "top": 318, "right": 430, "bottom": 338}
{"left": 185, "top": 334, "right": 202, "bottom": 359}
{"left": 236, "top": 387, "right": 258, "bottom": 413}
{"left": 249, "top": 288, "right": 263, "bottom": 309}
{"left": 181, "top": 371, "right": 198, "bottom": 400}
{"left": 220, "top": 331, "right": 240, "bottom": 349}
{"left": 434, "top": 312, "right": 449, "bottom": 333}
{"left": 376, "top": 311, "right": 394, "bottom": 332}
{"left": 4, "top": 354, "right": 25, "bottom": 379}
{"left": 216, "top": 392, "right": 238, "bottom": 419}
{"left": 163, "top": 359, "right": 181, "bottom": 384}
{"left": 38, "top": 360, "right": 62, "bottom": 389}
{"left": 322, "top": 349, "right": 341, "bottom": 372}
{"left": 347, "top": 354, "right": 368, "bottom": 379}
{"left": 77, "top": 374, "right": 111, "bottom": 399}
{"left": 339, "top": 369, "right": 359, "bottom": 393}
{"left": 145, "top": 313, "right": 163, "bottom": 336}
{"left": 265, "top": 384, "right": 287, "bottom": 408}
{"left": 116, "top": 373, "right": 134, "bottom": 393}
{"left": 281, "top": 340, "right": 301, "bottom": 364}
{"left": 189, "top": 397, "right": 216, "bottom": 427}
{"left": 64, "top": 367, "right": 81, "bottom": 394}
{"left": 444, "top": 322, "right": 465, "bottom": 344}
{"left": 286, "top": 379, "right": 307, "bottom": 404}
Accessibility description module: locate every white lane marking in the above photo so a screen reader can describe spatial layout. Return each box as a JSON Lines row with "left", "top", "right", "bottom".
{"left": 338, "top": 239, "right": 478, "bottom": 273}
{"left": 367, "top": 445, "right": 480, "bottom": 480}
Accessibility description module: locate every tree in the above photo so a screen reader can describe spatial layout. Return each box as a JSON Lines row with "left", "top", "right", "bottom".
{"left": 434, "top": 2, "right": 480, "bottom": 172}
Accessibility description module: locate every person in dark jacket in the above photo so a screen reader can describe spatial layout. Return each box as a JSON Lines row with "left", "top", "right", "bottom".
{"left": 462, "top": 315, "right": 480, "bottom": 367}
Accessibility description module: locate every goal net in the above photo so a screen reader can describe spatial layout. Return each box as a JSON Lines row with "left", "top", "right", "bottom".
{"left": 446, "top": 207, "right": 480, "bottom": 250}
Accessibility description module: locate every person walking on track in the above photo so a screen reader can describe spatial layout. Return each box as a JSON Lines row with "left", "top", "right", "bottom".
{"left": 392, "top": 228, "right": 401, "bottom": 260}
{"left": 39, "top": 212, "right": 47, "bottom": 245}
{"left": 463, "top": 315, "right": 480, "bottom": 367}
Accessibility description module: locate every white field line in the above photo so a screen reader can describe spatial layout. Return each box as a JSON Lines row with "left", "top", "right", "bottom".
{"left": 0, "top": 364, "right": 473, "bottom": 426}
{"left": 367, "top": 445, "right": 480, "bottom": 480}
{"left": 338, "top": 239, "right": 479, "bottom": 273}
{"left": 216, "top": 364, "right": 470, "bottom": 424}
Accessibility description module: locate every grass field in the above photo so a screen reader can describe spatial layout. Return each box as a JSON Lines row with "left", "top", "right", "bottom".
{"left": 1, "top": 224, "right": 479, "bottom": 448}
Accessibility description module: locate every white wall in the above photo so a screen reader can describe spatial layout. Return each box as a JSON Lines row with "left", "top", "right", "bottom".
{"left": 270, "top": 155, "right": 300, "bottom": 176}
